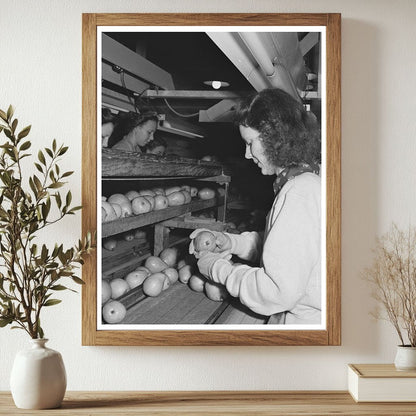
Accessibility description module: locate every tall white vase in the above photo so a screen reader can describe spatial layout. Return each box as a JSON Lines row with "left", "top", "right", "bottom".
{"left": 10, "top": 338, "right": 67, "bottom": 409}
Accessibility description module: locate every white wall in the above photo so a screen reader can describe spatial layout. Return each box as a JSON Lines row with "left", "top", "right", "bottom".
{"left": 1, "top": 0, "right": 415, "bottom": 391}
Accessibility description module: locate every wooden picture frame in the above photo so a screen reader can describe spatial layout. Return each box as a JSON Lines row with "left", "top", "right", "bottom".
{"left": 82, "top": 13, "right": 341, "bottom": 346}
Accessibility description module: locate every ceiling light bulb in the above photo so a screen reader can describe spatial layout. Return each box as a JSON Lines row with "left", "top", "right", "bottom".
{"left": 211, "top": 81, "right": 222, "bottom": 89}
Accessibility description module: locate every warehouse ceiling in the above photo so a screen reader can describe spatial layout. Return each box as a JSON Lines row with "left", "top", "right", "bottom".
{"left": 107, "top": 32, "right": 254, "bottom": 92}
{"left": 103, "top": 31, "right": 320, "bottom": 129}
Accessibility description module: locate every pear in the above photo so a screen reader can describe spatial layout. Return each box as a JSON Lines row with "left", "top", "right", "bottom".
{"left": 181, "top": 190, "right": 192, "bottom": 204}
{"left": 143, "top": 195, "right": 155, "bottom": 211}
{"left": 198, "top": 188, "right": 215, "bottom": 200}
{"left": 125, "top": 270, "right": 149, "bottom": 289}
{"left": 108, "top": 193, "right": 130, "bottom": 205}
{"left": 125, "top": 190, "right": 141, "bottom": 201}
{"left": 144, "top": 256, "right": 168, "bottom": 273}
{"left": 108, "top": 194, "right": 132, "bottom": 217}
{"left": 131, "top": 196, "right": 152, "bottom": 215}
{"left": 165, "top": 186, "right": 182, "bottom": 196}
{"left": 205, "top": 281, "right": 228, "bottom": 302}
{"left": 189, "top": 274, "right": 206, "bottom": 292}
{"left": 154, "top": 195, "right": 169, "bottom": 210}
{"left": 102, "top": 300, "right": 126, "bottom": 324}
{"left": 178, "top": 264, "right": 193, "bottom": 284}
{"left": 163, "top": 267, "right": 179, "bottom": 284}
{"left": 194, "top": 231, "right": 216, "bottom": 252}
{"left": 143, "top": 273, "right": 166, "bottom": 297}
{"left": 102, "top": 201, "right": 117, "bottom": 222}
{"left": 167, "top": 191, "right": 186, "bottom": 206}
{"left": 110, "top": 203, "right": 122, "bottom": 219}
{"left": 139, "top": 189, "right": 156, "bottom": 197}
{"left": 159, "top": 247, "right": 178, "bottom": 267}
{"left": 103, "top": 238, "right": 117, "bottom": 251}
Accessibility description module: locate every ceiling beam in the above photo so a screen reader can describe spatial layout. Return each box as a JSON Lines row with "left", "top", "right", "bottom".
{"left": 102, "top": 34, "right": 175, "bottom": 90}
{"left": 143, "top": 90, "right": 250, "bottom": 100}
{"left": 199, "top": 99, "right": 237, "bottom": 123}
{"left": 299, "top": 33, "right": 320, "bottom": 56}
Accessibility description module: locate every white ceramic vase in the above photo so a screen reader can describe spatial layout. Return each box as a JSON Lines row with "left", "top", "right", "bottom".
{"left": 394, "top": 345, "right": 416, "bottom": 371}
{"left": 10, "top": 338, "right": 67, "bottom": 409}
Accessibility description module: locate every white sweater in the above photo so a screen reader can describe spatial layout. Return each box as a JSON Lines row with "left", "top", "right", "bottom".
{"left": 211, "top": 172, "right": 322, "bottom": 325}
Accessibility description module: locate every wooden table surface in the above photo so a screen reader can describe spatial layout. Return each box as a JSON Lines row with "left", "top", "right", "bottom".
{"left": 1, "top": 391, "right": 416, "bottom": 415}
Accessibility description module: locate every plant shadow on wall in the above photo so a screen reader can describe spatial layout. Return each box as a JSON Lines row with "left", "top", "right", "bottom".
{"left": 362, "top": 223, "right": 416, "bottom": 370}
{"left": 0, "top": 106, "right": 95, "bottom": 410}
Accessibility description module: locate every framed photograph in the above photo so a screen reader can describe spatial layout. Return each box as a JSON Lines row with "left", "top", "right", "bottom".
{"left": 82, "top": 13, "right": 341, "bottom": 346}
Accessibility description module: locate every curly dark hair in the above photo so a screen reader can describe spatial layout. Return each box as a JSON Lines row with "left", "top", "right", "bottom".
{"left": 234, "top": 89, "right": 321, "bottom": 168}
{"left": 108, "top": 111, "right": 159, "bottom": 148}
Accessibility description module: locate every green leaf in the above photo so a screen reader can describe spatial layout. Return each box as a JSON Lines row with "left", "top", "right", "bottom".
{"left": 69, "top": 206, "right": 82, "bottom": 213}
{"left": 71, "top": 276, "right": 85, "bottom": 285}
{"left": 6, "top": 105, "right": 14, "bottom": 122}
{"left": 0, "top": 317, "right": 13, "bottom": 327}
{"left": 38, "top": 325, "right": 44, "bottom": 339}
{"left": 51, "top": 244, "right": 59, "bottom": 258}
{"left": 0, "top": 292, "right": 12, "bottom": 302}
{"left": 38, "top": 150, "right": 46, "bottom": 165}
{"left": 4, "top": 129, "right": 12, "bottom": 140}
{"left": 58, "top": 250, "right": 67, "bottom": 264}
{"left": 17, "top": 125, "right": 31, "bottom": 140}
{"left": 34, "top": 162, "right": 43, "bottom": 173}
{"left": 59, "top": 271, "right": 73, "bottom": 277}
{"left": 55, "top": 192, "right": 62, "bottom": 208}
{"left": 29, "top": 177, "right": 37, "bottom": 197}
{"left": 65, "top": 191, "right": 72, "bottom": 207}
{"left": 43, "top": 299, "right": 62, "bottom": 307}
{"left": 52, "top": 139, "right": 57, "bottom": 152}
{"left": 41, "top": 202, "right": 50, "bottom": 220}
{"left": 45, "top": 148, "right": 53, "bottom": 158}
{"left": 48, "top": 182, "right": 64, "bottom": 189}
{"left": 50, "top": 284, "right": 68, "bottom": 291}
{"left": 11, "top": 118, "right": 18, "bottom": 133}
{"left": 41, "top": 244, "right": 48, "bottom": 262}
{"left": 61, "top": 171, "right": 74, "bottom": 178}
{"left": 58, "top": 146, "right": 68, "bottom": 156}
{"left": 0, "top": 109, "right": 7, "bottom": 121}
{"left": 33, "top": 175, "right": 43, "bottom": 192}
{"left": 19, "top": 140, "right": 31, "bottom": 151}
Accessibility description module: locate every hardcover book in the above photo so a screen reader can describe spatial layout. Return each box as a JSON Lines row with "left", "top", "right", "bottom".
{"left": 348, "top": 364, "right": 416, "bottom": 402}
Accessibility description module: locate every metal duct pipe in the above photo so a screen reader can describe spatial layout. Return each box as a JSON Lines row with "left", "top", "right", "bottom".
{"left": 240, "top": 32, "right": 301, "bottom": 101}
{"left": 207, "top": 32, "right": 303, "bottom": 100}
{"left": 207, "top": 32, "right": 270, "bottom": 92}
{"left": 240, "top": 32, "right": 276, "bottom": 77}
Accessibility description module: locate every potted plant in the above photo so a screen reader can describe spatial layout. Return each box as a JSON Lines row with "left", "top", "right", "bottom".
{"left": 0, "top": 106, "right": 95, "bottom": 408}
{"left": 363, "top": 223, "right": 416, "bottom": 370}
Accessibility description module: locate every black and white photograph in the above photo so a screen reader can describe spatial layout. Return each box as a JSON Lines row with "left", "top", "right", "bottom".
{"left": 97, "top": 26, "right": 326, "bottom": 331}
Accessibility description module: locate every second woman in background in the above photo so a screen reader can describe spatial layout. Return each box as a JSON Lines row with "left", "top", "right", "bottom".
{"left": 108, "top": 111, "right": 158, "bottom": 152}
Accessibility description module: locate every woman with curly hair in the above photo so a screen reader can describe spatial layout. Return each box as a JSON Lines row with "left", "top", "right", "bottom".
{"left": 108, "top": 111, "right": 158, "bottom": 153}
{"left": 189, "top": 88, "right": 322, "bottom": 325}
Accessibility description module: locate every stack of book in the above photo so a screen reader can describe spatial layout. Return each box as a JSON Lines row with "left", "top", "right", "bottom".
{"left": 348, "top": 364, "right": 416, "bottom": 402}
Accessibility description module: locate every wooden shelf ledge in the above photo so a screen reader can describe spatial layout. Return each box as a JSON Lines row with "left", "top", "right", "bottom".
{"left": 102, "top": 197, "right": 224, "bottom": 238}
{"left": 102, "top": 149, "right": 225, "bottom": 178}
{"left": 1, "top": 391, "right": 415, "bottom": 415}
